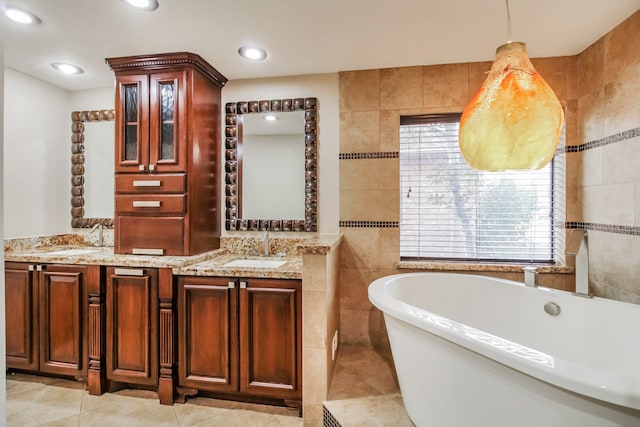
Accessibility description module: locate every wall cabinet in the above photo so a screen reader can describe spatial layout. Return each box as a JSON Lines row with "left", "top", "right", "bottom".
{"left": 107, "top": 52, "right": 227, "bottom": 256}
{"left": 5, "top": 262, "right": 96, "bottom": 379}
{"left": 177, "top": 276, "right": 302, "bottom": 407}
{"left": 105, "top": 266, "right": 158, "bottom": 387}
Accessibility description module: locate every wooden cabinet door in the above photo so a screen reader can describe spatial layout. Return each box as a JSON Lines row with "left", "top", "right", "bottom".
{"left": 38, "top": 264, "right": 87, "bottom": 377}
{"left": 178, "top": 276, "right": 239, "bottom": 392}
{"left": 5, "top": 262, "right": 39, "bottom": 371}
{"left": 115, "top": 74, "right": 149, "bottom": 173}
{"left": 239, "top": 279, "right": 302, "bottom": 400}
{"left": 149, "top": 71, "right": 187, "bottom": 173}
{"left": 106, "top": 267, "right": 158, "bottom": 386}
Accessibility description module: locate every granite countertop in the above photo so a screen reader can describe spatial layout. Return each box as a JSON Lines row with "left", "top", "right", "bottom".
{"left": 173, "top": 253, "right": 302, "bottom": 279}
{"left": 4, "top": 244, "right": 225, "bottom": 269}
{"left": 397, "top": 260, "right": 574, "bottom": 274}
{"left": 4, "top": 232, "right": 341, "bottom": 279}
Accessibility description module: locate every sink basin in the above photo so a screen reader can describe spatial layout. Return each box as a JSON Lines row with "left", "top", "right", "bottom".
{"left": 222, "top": 258, "right": 288, "bottom": 269}
{"left": 45, "top": 248, "right": 101, "bottom": 256}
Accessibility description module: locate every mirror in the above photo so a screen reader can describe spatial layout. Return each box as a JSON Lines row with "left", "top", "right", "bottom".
{"left": 225, "top": 98, "right": 317, "bottom": 232}
{"left": 71, "top": 110, "right": 115, "bottom": 228}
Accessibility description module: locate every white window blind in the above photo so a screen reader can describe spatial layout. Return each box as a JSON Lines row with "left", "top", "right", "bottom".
{"left": 399, "top": 114, "right": 564, "bottom": 263}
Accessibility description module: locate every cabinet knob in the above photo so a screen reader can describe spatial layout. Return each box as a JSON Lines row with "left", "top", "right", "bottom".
{"left": 149, "top": 164, "right": 156, "bottom": 171}
{"left": 239, "top": 281, "right": 247, "bottom": 289}
{"left": 139, "top": 165, "right": 146, "bottom": 171}
{"left": 228, "top": 281, "right": 235, "bottom": 289}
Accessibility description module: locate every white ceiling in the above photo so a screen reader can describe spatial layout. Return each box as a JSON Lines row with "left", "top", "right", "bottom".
{"left": 4, "top": 0, "right": 640, "bottom": 91}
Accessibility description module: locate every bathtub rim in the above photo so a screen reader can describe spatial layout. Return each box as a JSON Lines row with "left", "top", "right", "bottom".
{"left": 368, "top": 272, "right": 640, "bottom": 411}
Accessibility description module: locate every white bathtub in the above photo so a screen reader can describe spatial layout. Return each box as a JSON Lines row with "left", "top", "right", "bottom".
{"left": 368, "top": 273, "right": 640, "bottom": 427}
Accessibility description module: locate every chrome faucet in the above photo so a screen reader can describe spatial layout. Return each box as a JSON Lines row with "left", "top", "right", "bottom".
{"left": 566, "top": 229, "right": 592, "bottom": 298}
{"left": 260, "top": 229, "right": 270, "bottom": 257}
{"left": 523, "top": 266, "right": 538, "bottom": 287}
{"left": 90, "top": 223, "right": 104, "bottom": 247}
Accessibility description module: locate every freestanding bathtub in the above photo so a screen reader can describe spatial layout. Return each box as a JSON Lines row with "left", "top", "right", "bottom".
{"left": 368, "top": 272, "right": 640, "bottom": 427}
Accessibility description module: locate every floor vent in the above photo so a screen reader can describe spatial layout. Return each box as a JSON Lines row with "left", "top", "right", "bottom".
{"left": 323, "top": 404, "right": 342, "bottom": 427}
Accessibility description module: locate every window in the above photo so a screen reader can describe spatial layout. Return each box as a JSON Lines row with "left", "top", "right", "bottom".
{"left": 399, "top": 113, "right": 565, "bottom": 263}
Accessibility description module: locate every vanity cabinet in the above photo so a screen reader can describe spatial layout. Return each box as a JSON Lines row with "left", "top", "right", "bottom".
{"left": 177, "top": 276, "right": 302, "bottom": 407}
{"left": 5, "top": 262, "right": 39, "bottom": 371}
{"left": 5, "top": 262, "right": 96, "bottom": 379}
{"left": 105, "top": 266, "right": 158, "bottom": 387}
{"left": 107, "top": 52, "right": 227, "bottom": 256}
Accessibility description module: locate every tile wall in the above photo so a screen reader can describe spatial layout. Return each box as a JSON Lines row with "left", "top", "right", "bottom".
{"left": 337, "top": 9, "right": 640, "bottom": 348}
{"left": 572, "top": 10, "right": 640, "bottom": 304}
{"left": 302, "top": 246, "right": 341, "bottom": 427}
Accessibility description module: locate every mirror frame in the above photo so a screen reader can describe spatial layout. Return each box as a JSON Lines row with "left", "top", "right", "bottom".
{"left": 71, "top": 109, "right": 115, "bottom": 228}
{"left": 224, "top": 98, "right": 317, "bottom": 232}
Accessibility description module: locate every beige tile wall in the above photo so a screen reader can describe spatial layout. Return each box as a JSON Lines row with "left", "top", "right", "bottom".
{"left": 338, "top": 10, "right": 640, "bottom": 347}
{"left": 575, "top": 10, "right": 640, "bottom": 303}
{"left": 301, "top": 247, "right": 341, "bottom": 427}
{"left": 338, "top": 54, "right": 578, "bottom": 347}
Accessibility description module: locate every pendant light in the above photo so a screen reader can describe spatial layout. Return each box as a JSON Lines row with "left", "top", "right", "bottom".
{"left": 458, "top": 0, "right": 564, "bottom": 171}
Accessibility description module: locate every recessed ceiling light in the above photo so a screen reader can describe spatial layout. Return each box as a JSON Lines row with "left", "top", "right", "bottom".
{"left": 264, "top": 114, "right": 278, "bottom": 121}
{"left": 238, "top": 46, "right": 267, "bottom": 61}
{"left": 6, "top": 6, "right": 41, "bottom": 24}
{"left": 122, "top": 0, "right": 159, "bottom": 11}
{"left": 51, "top": 62, "right": 84, "bottom": 75}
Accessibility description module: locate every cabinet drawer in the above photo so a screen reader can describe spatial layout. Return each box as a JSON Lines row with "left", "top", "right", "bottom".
{"left": 115, "top": 174, "right": 186, "bottom": 193}
{"left": 115, "top": 216, "right": 185, "bottom": 256}
{"left": 116, "top": 194, "right": 186, "bottom": 214}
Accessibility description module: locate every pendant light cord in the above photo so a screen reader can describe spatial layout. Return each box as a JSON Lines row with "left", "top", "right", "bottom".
{"left": 506, "top": 0, "right": 512, "bottom": 42}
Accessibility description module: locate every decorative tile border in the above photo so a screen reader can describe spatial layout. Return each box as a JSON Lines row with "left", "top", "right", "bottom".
{"left": 565, "top": 127, "right": 640, "bottom": 153}
{"left": 339, "top": 128, "right": 640, "bottom": 237}
{"left": 566, "top": 221, "right": 640, "bottom": 236}
{"left": 339, "top": 152, "right": 399, "bottom": 159}
{"left": 337, "top": 220, "right": 640, "bottom": 235}
{"left": 339, "top": 220, "right": 399, "bottom": 228}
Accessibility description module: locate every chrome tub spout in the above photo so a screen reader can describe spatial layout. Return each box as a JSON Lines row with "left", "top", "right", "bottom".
{"left": 566, "top": 229, "right": 592, "bottom": 298}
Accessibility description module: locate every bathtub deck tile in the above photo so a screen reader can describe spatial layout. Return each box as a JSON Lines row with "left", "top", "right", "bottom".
{"left": 323, "top": 394, "right": 414, "bottom": 427}
{"left": 325, "top": 346, "right": 414, "bottom": 426}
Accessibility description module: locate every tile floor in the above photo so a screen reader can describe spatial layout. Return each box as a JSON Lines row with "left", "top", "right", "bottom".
{"left": 6, "top": 374, "right": 302, "bottom": 426}
{"left": 324, "top": 346, "right": 414, "bottom": 426}
{"left": 6, "top": 346, "right": 413, "bottom": 426}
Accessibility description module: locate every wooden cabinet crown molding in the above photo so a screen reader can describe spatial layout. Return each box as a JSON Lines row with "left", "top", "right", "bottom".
{"left": 106, "top": 52, "right": 228, "bottom": 88}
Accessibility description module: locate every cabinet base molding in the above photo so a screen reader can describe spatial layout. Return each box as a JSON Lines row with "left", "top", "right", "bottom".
{"left": 175, "top": 386, "right": 198, "bottom": 404}
{"left": 106, "top": 380, "right": 157, "bottom": 394}
{"left": 284, "top": 399, "right": 303, "bottom": 418}
{"left": 87, "top": 368, "right": 106, "bottom": 395}
{"left": 158, "top": 376, "right": 175, "bottom": 405}
{"left": 174, "top": 387, "right": 302, "bottom": 416}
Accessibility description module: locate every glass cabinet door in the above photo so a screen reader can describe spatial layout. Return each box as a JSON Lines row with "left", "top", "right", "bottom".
{"left": 149, "top": 72, "right": 186, "bottom": 172}
{"left": 115, "top": 75, "right": 149, "bottom": 173}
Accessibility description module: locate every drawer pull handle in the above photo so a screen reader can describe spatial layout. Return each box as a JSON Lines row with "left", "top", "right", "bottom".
{"left": 114, "top": 268, "right": 144, "bottom": 276}
{"left": 133, "top": 180, "right": 161, "bottom": 187}
{"left": 132, "top": 248, "right": 164, "bottom": 256}
{"left": 133, "top": 200, "right": 161, "bottom": 208}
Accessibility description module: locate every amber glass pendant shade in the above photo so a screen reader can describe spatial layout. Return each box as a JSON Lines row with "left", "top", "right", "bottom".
{"left": 459, "top": 42, "right": 564, "bottom": 171}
